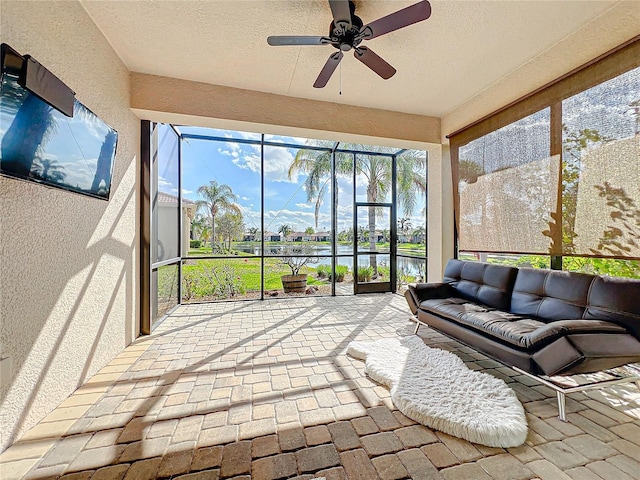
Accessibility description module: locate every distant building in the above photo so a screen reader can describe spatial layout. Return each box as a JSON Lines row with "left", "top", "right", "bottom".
{"left": 263, "top": 231, "right": 281, "bottom": 242}
{"left": 313, "top": 232, "right": 330, "bottom": 242}
{"left": 156, "top": 192, "right": 197, "bottom": 256}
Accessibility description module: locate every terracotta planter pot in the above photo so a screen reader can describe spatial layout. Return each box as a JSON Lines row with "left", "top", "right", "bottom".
{"left": 281, "top": 274, "right": 308, "bottom": 293}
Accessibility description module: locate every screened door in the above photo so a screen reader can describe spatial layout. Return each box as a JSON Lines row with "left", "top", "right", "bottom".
{"left": 354, "top": 203, "right": 395, "bottom": 294}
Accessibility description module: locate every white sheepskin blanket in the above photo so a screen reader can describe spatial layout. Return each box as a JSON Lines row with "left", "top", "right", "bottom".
{"left": 347, "top": 336, "right": 528, "bottom": 448}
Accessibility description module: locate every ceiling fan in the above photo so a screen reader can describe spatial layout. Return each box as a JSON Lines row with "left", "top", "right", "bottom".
{"left": 267, "top": 0, "right": 432, "bottom": 88}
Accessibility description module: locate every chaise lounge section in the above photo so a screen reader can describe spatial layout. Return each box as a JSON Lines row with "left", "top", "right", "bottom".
{"left": 405, "top": 259, "right": 640, "bottom": 418}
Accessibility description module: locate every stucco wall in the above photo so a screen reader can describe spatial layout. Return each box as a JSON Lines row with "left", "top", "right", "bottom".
{"left": 130, "top": 73, "right": 441, "bottom": 146}
{"left": 0, "top": 1, "right": 139, "bottom": 451}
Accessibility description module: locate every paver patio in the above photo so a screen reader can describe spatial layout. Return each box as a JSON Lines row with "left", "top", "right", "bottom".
{"left": 2, "top": 293, "right": 640, "bottom": 479}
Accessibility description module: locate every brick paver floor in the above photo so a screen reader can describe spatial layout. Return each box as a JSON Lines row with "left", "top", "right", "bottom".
{"left": 2, "top": 293, "right": 640, "bottom": 479}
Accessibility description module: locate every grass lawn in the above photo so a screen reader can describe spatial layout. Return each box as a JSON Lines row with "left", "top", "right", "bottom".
{"left": 181, "top": 257, "right": 329, "bottom": 301}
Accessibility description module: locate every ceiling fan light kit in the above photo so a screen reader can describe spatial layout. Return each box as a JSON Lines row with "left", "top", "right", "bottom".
{"left": 267, "top": 0, "right": 432, "bottom": 88}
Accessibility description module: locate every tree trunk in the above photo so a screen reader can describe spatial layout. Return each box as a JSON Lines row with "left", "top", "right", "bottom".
{"left": 1, "top": 95, "right": 54, "bottom": 176}
{"left": 368, "top": 206, "right": 377, "bottom": 277}
{"left": 367, "top": 185, "right": 377, "bottom": 277}
{"left": 211, "top": 213, "right": 216, "bottom": 251}
{"left": 91, "top": 131, "right": 117, "bottom": 193}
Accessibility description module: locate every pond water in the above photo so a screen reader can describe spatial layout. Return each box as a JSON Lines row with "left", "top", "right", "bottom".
{"left": 233, "top": 243, "right": 426, "bottom": 279}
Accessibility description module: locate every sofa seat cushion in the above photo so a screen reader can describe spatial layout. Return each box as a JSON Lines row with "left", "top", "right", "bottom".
{"left": 419, "top": 298, "right": 628, "bottom": 350}
{"left": 418, "top": 297, "right": 491, "bottom": 321}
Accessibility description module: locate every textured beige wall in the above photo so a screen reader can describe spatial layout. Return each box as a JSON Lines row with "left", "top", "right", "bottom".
{"left": 0, "top": 1, "right": 139, "bottom": 451}
{"left": 130, "top": 73, "right": 441, "bottom": 146}
{"left": 441, "top": 2, "right": 640, "bottom": 141}
{"left": 426, "top": 145, "right": 454, "bottom": 282}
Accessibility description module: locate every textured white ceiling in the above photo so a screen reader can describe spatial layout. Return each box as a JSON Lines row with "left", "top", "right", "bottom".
{"left": 81, "top": 0, "right": 636, "bottom": 119}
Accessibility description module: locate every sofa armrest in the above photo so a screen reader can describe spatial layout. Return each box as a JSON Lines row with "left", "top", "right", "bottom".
{"left": 524, "top": 319, "right": 627, "bottom": 349}
{"left": 404, "top": 283, "right": 447, "bottom": 315}
{"left": 408, "top": 282, "right": 456, "bottom": 304}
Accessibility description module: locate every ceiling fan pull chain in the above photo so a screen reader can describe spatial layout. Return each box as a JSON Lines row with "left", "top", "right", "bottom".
{"left": 339, "top": 59, "right": 342, "bottom": 95}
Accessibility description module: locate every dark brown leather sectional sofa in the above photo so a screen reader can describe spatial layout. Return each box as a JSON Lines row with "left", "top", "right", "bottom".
{"left": 405, "top": 259, "right": 640, "bottom": 377}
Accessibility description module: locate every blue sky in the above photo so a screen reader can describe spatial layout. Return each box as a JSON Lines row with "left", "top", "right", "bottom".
{"left": 156, "top": 125, "right": 426, "bottom": 234}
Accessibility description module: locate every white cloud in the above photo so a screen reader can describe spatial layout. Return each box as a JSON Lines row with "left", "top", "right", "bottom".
{"left": 58, "top": 158, "right": 93, "bottom": 189}
{"left": 230, "top": 146, "right": 298, "bottom": 183}
{"left": 157, "top": 175, "right": 174, "bottom": 189}
{"left": 217, "top": 140, "right": 252, "bottom": 159}
{"left": 295, "top": 203, "right": 312, "bottom": 209}
{"left": 182, "top": 188, "right": 193, "bottom": 195}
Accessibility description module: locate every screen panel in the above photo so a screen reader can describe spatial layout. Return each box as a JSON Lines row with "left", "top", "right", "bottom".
{"left": 457, "top": 108, "right": 559, "bottom": 255}
{"left": 564, "top": 64, "right": 640, "bottom": 258}
{"left": 151, "top": 124, "right": 180, "bottom": 263}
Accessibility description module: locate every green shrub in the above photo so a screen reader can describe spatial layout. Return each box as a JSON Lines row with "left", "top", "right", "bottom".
{"left": 204, "top": 262, "right": 245, "bottom": 298}
{"left": 377, "top": 266, "right": 390, "bottom": 278}
{"left": 316, "top": 264, "right": 330, "bottom": 278}
{"left": 182, "top": 270, "right": 201, "bottom": 300}
{"left": 190, "top": 239, "right": 202, "bottom": 248}
{"left": 357, "top": 266, "right": 373, "bottom": 282}
{"left": 332, "top": 265, "right": 348, "bottom": 282}
{"left": 316, "top": 264, "right": 349, "bottom": 282}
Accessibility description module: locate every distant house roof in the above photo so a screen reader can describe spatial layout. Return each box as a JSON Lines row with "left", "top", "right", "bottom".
{"left": 157, "top": 192, "right": 196, "bottom": 205}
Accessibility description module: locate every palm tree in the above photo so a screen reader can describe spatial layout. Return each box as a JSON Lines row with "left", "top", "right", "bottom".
{"left": 248, "top": 227, "right": 260, "bottom": 242}
{"left": 398, "top": 217, "right": 413, "bottom": 234}
{"left": 190, "top": 213, "right": 209, "bottom": 241}
{"left": 1, "top": 93, "right": 58, "bottom": 176}
{"left": 278, "top": 224, "right": 293, "bottom": 240}
{"left": 288, "top": 144, "right": 336, "bottom": 230}
{"left": 357, "top": 225, "right": 368, "bottom": 243}
{"left": 199, "top": 224, "right": 211, "bottom": 246}
{"left": 196, "top": 180, "right": 240, "bottom": 252}
{"left": 412, "top": 225, "right": 426, "bottom": 244}
{"left": 33, "top": 157, "right": 66, "bottom": 183}
{"left": 289, "top": 143, "right": 426, "bottom": 274}
{"left": 91, "top": 130, "right": 117, "bottom": 194}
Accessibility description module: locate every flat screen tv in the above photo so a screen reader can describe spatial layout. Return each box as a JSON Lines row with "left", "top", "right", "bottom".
{"left": 0, "top": 45, "right": 118, "bottom": 200}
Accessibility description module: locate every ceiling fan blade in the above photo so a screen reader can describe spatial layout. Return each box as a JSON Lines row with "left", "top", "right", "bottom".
{"left": 359, "top": 0, "right": 431, "bottom": 40}
{"left": 329, "top": 0, "right": 352, "bottom": 32}
{"left": 267, "top": 36, "right": 332, "bottom": 46}
{"left": 354, "top": 47, "right": 396, "bottom": 79}
{"left": 313, "top": 51, "right": 344, "bottom": 88}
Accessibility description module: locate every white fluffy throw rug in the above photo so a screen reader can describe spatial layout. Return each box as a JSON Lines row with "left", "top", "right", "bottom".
{"left": 347, "top": 336, "right": 528, "bottom": 448}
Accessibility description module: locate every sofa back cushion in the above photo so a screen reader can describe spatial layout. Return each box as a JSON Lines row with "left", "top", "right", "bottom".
{"left": 586, "top": 275, "right": 640, "bottom": 339}
{"left": 443, "top": 259, "right": 518, "bottom": 310}
{"left": 511, "top": 268, "right": 595, "bottom": 321}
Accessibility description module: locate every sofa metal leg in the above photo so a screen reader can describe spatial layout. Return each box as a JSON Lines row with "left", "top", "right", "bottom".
{"left": 513, "top": 366, "right": 640, "bottom": 422}
{"left": 410, "top": 314, "right": 421, "bottom": 334}
{"left": 557, "top": 391, "right": 567, "bottom": 422}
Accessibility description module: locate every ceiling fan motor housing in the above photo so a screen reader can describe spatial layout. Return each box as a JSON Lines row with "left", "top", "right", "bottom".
{"left": 329, "top": 14, "right": 364, "bottom": 51}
